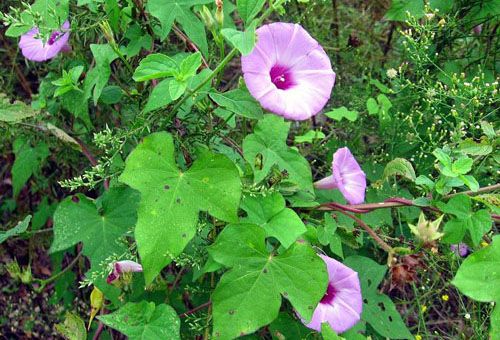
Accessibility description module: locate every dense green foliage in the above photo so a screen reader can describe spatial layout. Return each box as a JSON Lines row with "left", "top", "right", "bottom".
{"left": 0, "top": 0, "right": 498, "bottom": 339}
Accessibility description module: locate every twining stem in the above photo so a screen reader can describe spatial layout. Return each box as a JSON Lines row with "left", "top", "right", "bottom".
{"left": 33, "top": 250, "right": 83, "bottom": 292}
{"left": 317, "top": 183, "right": 500, "bottom": 215}
{"left": 179, "top": 301, "right": 212, "bottom": 318}
{"left": 333, "top": 209, "right": 394, "bottom": 254}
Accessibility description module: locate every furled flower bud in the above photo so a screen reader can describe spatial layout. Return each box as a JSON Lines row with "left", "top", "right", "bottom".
{"left": 99, "top": 20, "right": 115, "bottom": 46}
{"left": 200, "top": 5, "right": 215, "bottom": 30}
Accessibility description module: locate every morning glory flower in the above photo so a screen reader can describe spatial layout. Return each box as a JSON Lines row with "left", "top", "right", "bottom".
{"left": 19, "top": 21, "right": 71, "bottom": 62}
{"left": 314, "top": 147, "right": 366, "bottom": 204}
{"left": 241, "top": 22, "right": 335, "bottom": 121}
{"left": 106, "top": 260, "right": 143, "bottom": 284}
{"left": 303, "top": 255, "right": 362, "bottom": 333}
{"left": 450, "top": 243, "right": 469, "bottom": 257}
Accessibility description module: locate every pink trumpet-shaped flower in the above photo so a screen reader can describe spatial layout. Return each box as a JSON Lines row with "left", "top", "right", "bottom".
{"left": 19, "top": 21, "right": 71, "bottom": 62}
{"left": 241, "top": 22, "right": 335, "bottom": 121}
{"left": 314, "top": 147, "right": 366, "bottom": 204}
{"left": 106, "top": 260, "right": 143, "bottom": 284}
{"left": 303, "top": 255, "right": 362, "bottom": 333}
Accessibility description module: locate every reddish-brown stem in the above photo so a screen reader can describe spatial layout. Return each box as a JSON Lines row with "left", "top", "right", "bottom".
{"left": 334, "top": 209, "right": 394, "bottom": 253}
{"left": 179, "top": 301, "right": 212, "bottom": 318}
{"left": 172, "top": 24, "right": 209, "bottom": 68}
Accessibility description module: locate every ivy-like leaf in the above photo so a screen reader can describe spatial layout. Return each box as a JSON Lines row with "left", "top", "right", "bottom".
{"left": 0, "top": 215, "right": 31, "bottom": 244}
{"left": 438, "top": 195, "right": 492, "bottom": 245}
{"left": 97, "top": 301, "right": 180, "bottom": 340}
{"left": 221, "top": 27, "right": 256, "bottom": 55}
{"left": 209, "top": 223, "right": 328, "bottom": 339}
{"left": 50, "top": 187, "right": 139, "bottom": 275}
{"left": 84, "top": 44, "right": 119, "bottom": 106}
{"left": 324, "top": 107, "right": 359, "bottom": 122}
{"left": 146, "top": 0, "right": 213, "bottom": 55}
{"left": 119, "top": 132, "right": 241, "bottom": 283}
{"left": 383, "top": 158, "right": 416, "bottom": 182}
{"left": 12, "top": 138, "right": 49, "bottom": 198}
{"left": 236, "top": 0, "right": 266, "bottom": 25}
{"left": 241, "top": 192, "right": 306, "bottom": 248}
{"left": 343, "top": 256, "right": 412, "bottom": 339}
{"left": 243, "top": 115, "right": 314, "bottom": 194}
{"left": 0, "top": 94, "right": 38, "bottom": 123}
{"left": 133, "top": 54, "right": 179, "bottom": 82}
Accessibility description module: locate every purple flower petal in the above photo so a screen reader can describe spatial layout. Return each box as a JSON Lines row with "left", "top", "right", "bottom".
{"left": 315, "top": 147, "right": 366, "bottom": 204}
{"left": 106, "top": 260, "right": 142, "bottom": 284}
{"left": 450, "top": 243, "right": 469, "bottom": 257}
{"left": 241, "top": 22, "right": 335, "bottom": 121}
{"left": 19, "top": 21, "right": 71, "bottom": 62}
{"left": 303, "top": 255, "right": 362, "bottom": 333}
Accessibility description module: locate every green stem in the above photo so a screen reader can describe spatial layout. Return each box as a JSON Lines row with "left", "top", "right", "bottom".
{"left": 33, "top": 250, "right": 83, "bottom": 293}
{"left": 167, "top": 0, "right": 286, "bottom": 118}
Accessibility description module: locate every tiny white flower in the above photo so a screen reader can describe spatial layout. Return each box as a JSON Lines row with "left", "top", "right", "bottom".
{"left": 464, "top": 313, "right": 471, "bottom": 320}
{"left": 386, "top": 68, "right": 398, "bottom": 79}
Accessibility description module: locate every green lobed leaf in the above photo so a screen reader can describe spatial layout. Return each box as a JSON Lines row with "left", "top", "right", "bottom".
{"left": 146, "top": 0, "right": 212, "bottom": 55}
{"left": 294, "top": 130, "right": 326, "bottom": 144}
{"left": 0, "top": 94, "right": 38, "bottom": 123}
{"left": 221, "top": 27, "right": 257, "bottom": 55}
{"left": 385, "top": 0, "right": 424, "bottom": 21}
{"left": 55, "top": 312, "right": 87, "bottom": 340}
{"left": 452, "top": 236, "right": 500, "bottom": 303}
{"left": 366, "top": 98, "right": 379, "bottom": 115}
{"left": 133, "top": 54, "right": 179, "bottom": 82}
{"left": 12, "top": 138, "right": 49, "bottom": 198}
{"left": 324, "top": 107, "right": 359, "bottom": 122}
{"left": 268, "top": 312, "right": 313, "bottom": 339}
{"left": 97, "top": 301, "right": 180, "bottom": 340}
{"left": 143, "top": 79, "right": 174, "bottom": 113}
{"left": 438, "top": 195, "right": 492, "bottom": 245}
{"left": 119, "top": 132, "right": 241, "bottom": 283}
{"left": 209, "top": 88, "right": 263, "bottom": 120}
{"left": 243, "top": 115, "right": 314, "bottom": 194}
{"left": 459, "top": 139, "right": 493, "bottom": 156}
{"left": 209, "top": 224, "right": 328, "bottom": 339}
{"left": 84, "top": 44, "right": 119, "bottom": 106}
{"left": 241, "top": 192, "right": 307, "bottom": 248}
{"left": 383, "top": 158, "right": 416, "bottom": 182}
{"left": 237, "top": 0, "right": 266, "bottom": 25}
{"left": 50, "top": 187, "right": 139, "bottom": 275}
{"left": 344, "top": 256, "right": 412, "bottom": 339}
{"left": 0, "top": 215, "right": 31, "bottom": 244}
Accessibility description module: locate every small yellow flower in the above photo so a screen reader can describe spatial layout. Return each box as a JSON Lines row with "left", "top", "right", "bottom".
{"left": 481, "top": 241, "right": 489, "bottom": 247}
{"left": 415, "top": 335, "right": 423, "bottom": 340}
{"left": 421, "top": 305, "right": 427, "bottom": 313}
{"left": 441, "top": 294, "right": 449, "bottom": 302}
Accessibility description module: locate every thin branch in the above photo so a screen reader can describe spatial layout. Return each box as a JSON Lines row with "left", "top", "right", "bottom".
{"left": 334, "top": 209, "right": 394, "bottom": 253}
{"left": 179, "top": 301, "right": 212, "bottom": 318}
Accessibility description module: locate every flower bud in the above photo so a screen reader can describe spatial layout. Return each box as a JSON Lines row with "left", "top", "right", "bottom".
{"left": 99, "top": 21, "right": 115, "bottom": 46}
{"left": 200, "top": 5, "right": 215, "bottom": 30}
{"left": 215, "top": 0, "right": 224, "bottom": 26}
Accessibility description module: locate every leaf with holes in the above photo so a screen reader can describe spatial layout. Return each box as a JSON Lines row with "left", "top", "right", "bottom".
{"left": 243, "top": 115, "right": 314, "bottom": 194}
{"left": 97, "top": 301, "right": 180, "bottom": 340}
{"left": 50, "top": 186, "right": 139, "bottom": 275}
{"left": 119, "top": 132, "right": 241, "bottom": 284}
{"left": 241, "top": 192, "right": 306, "bottom": 248}
{"left": 209, "top": 223, "right": 328, "bottom": 339}
{"left": 344, "top": 256, "right": 412, "bottom": 339}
